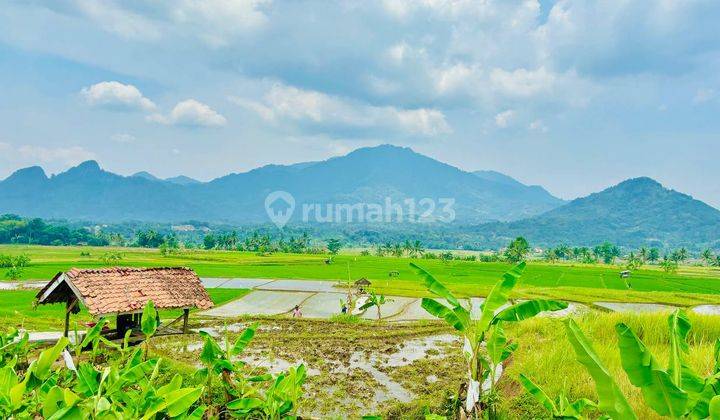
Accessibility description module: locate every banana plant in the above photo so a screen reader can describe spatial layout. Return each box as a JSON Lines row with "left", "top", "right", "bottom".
{"left": 563, "top": 318, "right": 639, "bottom": 420}
{"left": 616, "top": 309, "right": 720, "bottom": 419}
{"left": 359, "top": 290, "right": 392, "bottom": 320}
{"left": 518, "top": 373, "right": 598, "bottom": 419}
{"left": 141, "top": 300, "right": 158, "bottom": 360}
{"left": 413, "top": 261, "right": 568, "bottom": 418}
{"left": 0, "top": 337, "right": 69, "bottom": 418}
{"left": 198, "top": 322, "right": 307, "bottom": 418}
{"left": 0, "top": 327, "right": 29, "bottom": 369}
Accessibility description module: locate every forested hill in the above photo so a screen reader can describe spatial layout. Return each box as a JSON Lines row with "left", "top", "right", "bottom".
{"left": 469, "top": 177, "right": 720, "bottom": 249}
{"left": 0, "top": 145, "right": 564, "bottom": 224}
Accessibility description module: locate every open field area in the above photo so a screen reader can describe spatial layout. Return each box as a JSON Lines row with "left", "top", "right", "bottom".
{"left": 149, "top": 311, "right": 720, "bottom": 419}
{"left": 3, "top": 246, "right": 720, "bottom": 418}
{"left": 3, "top": 245, "right": 720, "bottom": 307}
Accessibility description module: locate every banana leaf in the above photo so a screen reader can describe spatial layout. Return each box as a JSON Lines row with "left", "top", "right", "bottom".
{"left": 493, "top": 299, "right": 568, "bottom": 323}
{"left": 564, "top": 319, "right": 637, "bottom": 420}
{"left": 420, "top": 298, "right": 469, "bottom": 332}
{"left": 411, "top": 263, "right": 460, "bottom": 307}
{"left": 141, "top": 301, "right": 157, "bottom": 337}
{"left": 231, "top": 322, "right": 258, "bottom": 356}
{"left": 667, "top": 310, "right": 704, "bottom": 395}
{"left": 478, "top": 262, "right": 525, "bottom": 330}
{"left": 616, "top": 322, "right": 688, "bottom": 417}
{"left": 518, "top": 373, "right": 556, "bottom": 413}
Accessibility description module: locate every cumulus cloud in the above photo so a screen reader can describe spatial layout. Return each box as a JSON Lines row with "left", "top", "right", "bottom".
{"left": 494, "top": 110, "right": 516, "bottom": 128}
{"left": 230, "top": 83, "right": 451, "bottom": 137}
{"left": 170, "top": 0, "right": 270, "bottom": 46}
{"left": 111, "top": 133, "right": 136, "bottom": 143}
{"left": 81, "top": 81, "right": 156, "bottom": 112}
{"left": 490, "top": 67, "right": 555, "bottom": 97}
{"left": 17, "top": 145, "right": 96, "bottom": 166}
{"left": 149, "top": 99, "right": 227, "bottom": 127}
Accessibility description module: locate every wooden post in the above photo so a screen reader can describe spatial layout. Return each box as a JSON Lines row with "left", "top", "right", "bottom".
{"left": 182, "top": 308, "right": 190, "bottom": 334}
{"left": 64, "top": 299, "right": 71, "bottom": 337}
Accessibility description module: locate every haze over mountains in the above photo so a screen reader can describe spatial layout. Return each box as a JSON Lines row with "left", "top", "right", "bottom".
{"left": 472, "top": 177, "right": 720, "bottom": 249}
{"left": 0, "top": 145, "right": 563, "bottom": 223}
{"left": 0, "top": 144, "right": 718, "bottom": 248}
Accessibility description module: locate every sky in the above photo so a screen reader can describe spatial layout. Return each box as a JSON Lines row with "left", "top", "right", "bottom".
{"left": 0, "top": 0, "right": 719, "bottom": 207}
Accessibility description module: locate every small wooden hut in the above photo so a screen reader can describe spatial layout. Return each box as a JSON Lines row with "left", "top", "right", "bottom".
{"left": 36, "top": 267, "right": 213, "bottom": 339}
{"left": 354, "top": 278, "right": 371, "bottom": 294}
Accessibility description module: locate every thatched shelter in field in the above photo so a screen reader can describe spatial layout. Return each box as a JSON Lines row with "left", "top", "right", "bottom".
{"left": 36, "top": 267, "right": 213, "bottom": 338}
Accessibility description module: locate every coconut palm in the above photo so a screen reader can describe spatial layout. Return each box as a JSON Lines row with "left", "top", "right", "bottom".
{"left": 701, "top": 249, "right": 715, "bottom": 266}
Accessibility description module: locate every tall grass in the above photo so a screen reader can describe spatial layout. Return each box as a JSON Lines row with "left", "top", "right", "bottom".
{"left": 501, "top": 312, "right": 720, "bottom": 419}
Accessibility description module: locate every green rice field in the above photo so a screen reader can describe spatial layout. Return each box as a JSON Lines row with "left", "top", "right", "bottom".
{"left": 2, "top": 244, "right": 720, "bottom": 306}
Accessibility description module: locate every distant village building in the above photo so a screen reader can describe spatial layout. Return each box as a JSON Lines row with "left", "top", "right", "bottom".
{"left": 172, "top": 225, "right": 196, "bottom": 232}
{"left": 36, "top": 267, "right": 213, "bottom": 339}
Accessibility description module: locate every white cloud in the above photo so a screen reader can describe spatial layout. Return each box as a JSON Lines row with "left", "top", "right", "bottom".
{"left": 149, "top": 99, "right": 227, "bottom": 127}
{"left": 231, "top": 83, "right": 451, "bottom": 137}
{"left": 171, "top": 0, "right": 270, "bottom": 47}
{"left": 494, "top": 110, "right": 515, "bottom": 128}
{"left": 81, "top": 81, "right": 156, "bottom": 112}
{"left": 434, "top": 63, "right": 478, "bottom": 95}
{"left": 528, "top": 119, "right": 548, "bottom": 132}
{"left": 17, "top": 145, "right": 96, "bottom": 166}
{"left": 111, "top": 133, "right": 136, "bottom": 143}
{"left": 490, "top": 67, "right": 555, "bottom": 97}
{"left": 73, "top": 1, "right": 161, "bottom": 40}
{"left": 693, "top": 88, "right": 716, "bottom": 104}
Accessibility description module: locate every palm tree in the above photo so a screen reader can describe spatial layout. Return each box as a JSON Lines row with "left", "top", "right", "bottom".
{"left": 407, "top": 240, "right": 424, "bottom": 258}
{"left": 638, "top": 247, "right": 649, "bottom": 263}
{"left": 391, "top": 243, "right": 404, "bottom": 257}
{"left": 701, "top": 249, "right": 715, "bottom": 266}
{"left": 504, "top": 237, "right": 530, "bottom": 263}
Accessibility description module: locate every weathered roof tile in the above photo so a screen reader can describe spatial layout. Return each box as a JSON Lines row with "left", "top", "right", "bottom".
{"left": 36, "top": 267, "right": 213, "bottom": 316}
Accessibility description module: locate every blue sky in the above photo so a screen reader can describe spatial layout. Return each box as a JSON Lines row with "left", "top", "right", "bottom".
{"left": 0, "top": 0, "right": 719, "bottom": 206}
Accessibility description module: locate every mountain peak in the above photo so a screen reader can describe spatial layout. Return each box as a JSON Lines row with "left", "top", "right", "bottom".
{"left": 166, "top": 175, "right": 201, "bottom": 186}
{"left": 70, "top": 160, "right": 102, "bottom": 173}
{"left": 615, "top": 176, "right": 663, "bottom": 190}
{"left": 3, "top": 166, "right": 47, "bottom": 184}
{"left": 132, "top": 171, "right": 161, "bottom": 181}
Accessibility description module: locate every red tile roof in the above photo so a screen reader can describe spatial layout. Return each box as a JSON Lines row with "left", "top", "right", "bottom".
{"left": 36, "top": 267, "right": 213, "bottom": 316}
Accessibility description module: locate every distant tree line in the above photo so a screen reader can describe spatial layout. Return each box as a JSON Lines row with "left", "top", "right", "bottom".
{"left": 0, "top": 214, "right": 108, "bottom": 246}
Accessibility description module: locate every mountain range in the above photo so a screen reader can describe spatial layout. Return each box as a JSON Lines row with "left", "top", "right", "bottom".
{"left": 0, "top": 144, "right": 718, "bottom": 248}
{"left": 0, "top": 145, "right": 563, "bottom": 224}
{"left": 470, "top": 177, "right": 720, "bottom": 249}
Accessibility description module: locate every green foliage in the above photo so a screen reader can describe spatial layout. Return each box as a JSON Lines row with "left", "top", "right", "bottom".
{"left": 593, "top": 241, "right": 621, "bottom": 264}
{"left": 100, "top": 251, "right": 123, "bottom": 265}
{"left": 359, "top": 290, "right": 391, "bottom": 320}
{"left": 518, "top": 374, "right": 597, "bottom": 419}
{"left": 563, "top": 318, "right": 638, "bottom": 419}
{"left": 524, "top": 309, "right": 720, "bottom": 420}
{"left": 0, "top": 328, "right": 30, "bottom": 369}
{"left": 0, "top": 334, "right": 203, "bottom": 418}
{"left": 142, "top": 300, "right": 158, "bottom": 360}
{"left": 414, "top": 261, "right": 567, "bottom": 418}
{"left": 616, "top": 309, "right": 720, "bottom": 419}
{"left": 198, "top": 322, "right": 307, "bottom": 418}
{"left": 660, "top": 255, "right": 680, "bottom": 273}
{"left": 327, "top": 238, "right": 343, "bottom": 255}
{"left": 0, "top": 215, "right": 109, "bottom": 246}
{"left": 504, "top": 237, "right": 530, "bottom": 263}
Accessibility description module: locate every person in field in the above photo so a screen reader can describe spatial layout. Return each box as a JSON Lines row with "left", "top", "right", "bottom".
{"left": 292, "top": 305, "right": 302, "bottom": 318}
